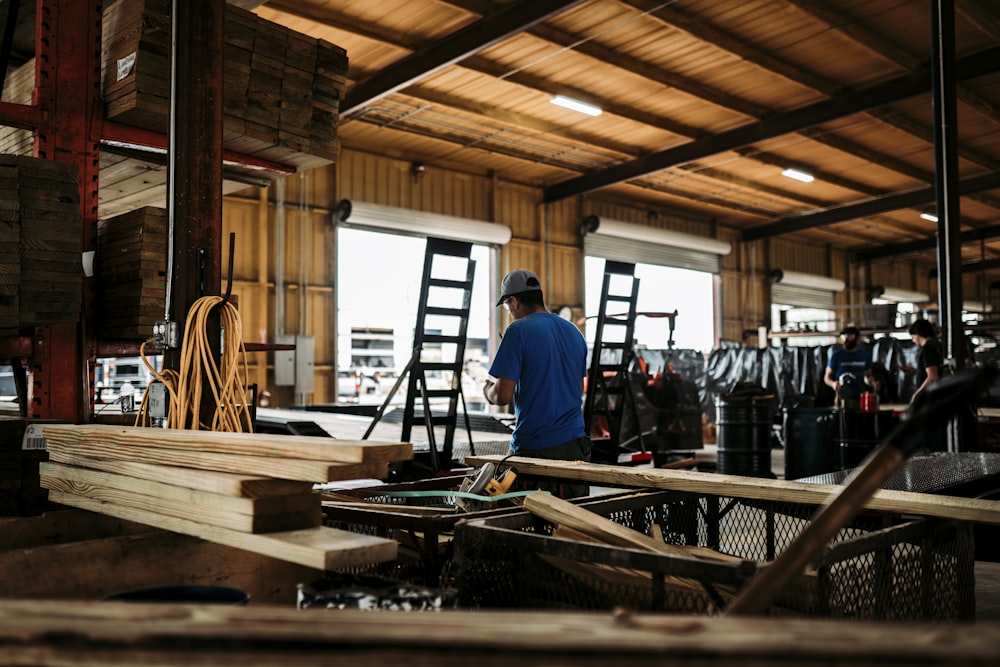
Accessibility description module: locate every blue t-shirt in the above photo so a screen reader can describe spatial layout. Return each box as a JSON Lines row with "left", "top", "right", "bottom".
{"left": 488, "top": 312, "right": 587, "bottom": 452}
{"left": 828, "top": 346, "right": 872, "bottom": 398}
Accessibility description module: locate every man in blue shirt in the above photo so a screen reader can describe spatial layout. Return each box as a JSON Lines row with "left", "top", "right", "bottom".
{"left": 483, "top": 269, "right": 590, "bottom": 498}
{"left": 824, "top": 325, "right": 876, "bottom": 405}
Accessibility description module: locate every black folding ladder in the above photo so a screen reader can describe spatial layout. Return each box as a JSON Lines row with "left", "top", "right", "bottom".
{"left": 582, "top": 260, "right": 646, "bottom": 464}
{"left": 363, "top": 237, "right": 475, "bottom": 471}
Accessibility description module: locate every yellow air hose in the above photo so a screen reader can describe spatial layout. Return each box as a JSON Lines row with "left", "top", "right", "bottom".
{"left": 135, "top": 295, "right": 254, "bottom": 432}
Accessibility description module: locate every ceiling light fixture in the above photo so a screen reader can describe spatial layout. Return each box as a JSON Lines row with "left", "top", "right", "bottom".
{"left": 550, "top": 95, "right": 602, "bottom": 117}
{"left": 920, "top": 212, "right": 939, "bottom": 222}
{"left": 781, "top": 167, "right": 814, "bottom": 183}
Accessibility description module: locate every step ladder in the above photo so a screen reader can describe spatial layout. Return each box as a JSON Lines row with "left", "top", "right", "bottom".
{"left": 582, "top": 260, "right": 650, "bottom": 465}
{"left": 363, "top": 237, "right": 476, "bottom": 471}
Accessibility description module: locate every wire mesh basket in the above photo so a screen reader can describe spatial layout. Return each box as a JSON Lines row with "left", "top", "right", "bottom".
{"left": 321, "top": 477, "right": 621, "bottom": 587}
{"left": 452, "top": 490, "right": 976, "bottom": 621}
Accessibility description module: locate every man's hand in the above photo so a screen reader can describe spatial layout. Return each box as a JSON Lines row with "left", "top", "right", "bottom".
{"left": 483, "top": 378, "right": 495, "bottom": 405}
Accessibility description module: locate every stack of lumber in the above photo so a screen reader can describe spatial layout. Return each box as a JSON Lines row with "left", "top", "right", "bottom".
{"left": 0, "top": 155, "right": 82, "bottom": 330}
{"left": 37, "top": 424, "right": 412, "bottom": 569}
{"left": 96, "top": 206, "right": 167, "bottom": 339}
{"left": 101, "top": 0, "right": 348, "bottom": 170}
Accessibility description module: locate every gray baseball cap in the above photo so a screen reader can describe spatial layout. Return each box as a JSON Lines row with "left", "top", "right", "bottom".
{"left": 496, "top": 269, "right": 541, "bottom": 306}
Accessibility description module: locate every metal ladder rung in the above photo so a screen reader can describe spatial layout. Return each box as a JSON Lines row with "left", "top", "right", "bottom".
{"left": 425, "top": 306, "right": 469, "bottom": 318}
{"left": 421, "top": 333, "right": 465, "bottom": 345}
{"left": 428, "top": 277, "right": 473, "bottom": 290}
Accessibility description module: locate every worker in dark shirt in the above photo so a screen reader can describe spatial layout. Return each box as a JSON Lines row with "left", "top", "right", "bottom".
{"left": 824, "top": 326, "right": 876, "bottom": 406}
{"left": 908, "top": 318, "right": 943, "bottom": 404}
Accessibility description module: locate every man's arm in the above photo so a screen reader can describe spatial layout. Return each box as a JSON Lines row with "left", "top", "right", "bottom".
{"left": 824, "top": 366, "right": 838, "bottom": 391}
{"left": 483, "top": 376, "right": 516, "bottom": 406}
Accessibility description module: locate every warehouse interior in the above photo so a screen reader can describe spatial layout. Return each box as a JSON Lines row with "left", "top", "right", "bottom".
{"left": 2, "top": 0, "right": 1000, "bottom": 663}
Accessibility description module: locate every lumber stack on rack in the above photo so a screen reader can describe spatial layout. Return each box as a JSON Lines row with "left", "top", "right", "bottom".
{"left": 101, "top": 0, "right": 348, "bottom": 170}
{"left": 96, "top": 206, "right": 167, "bottom": 339}
{"left": 0, "top": 155, "right": 82, "bottom": 332}
{"left": 37, "top": 425, "right": 412, "bottom": 569}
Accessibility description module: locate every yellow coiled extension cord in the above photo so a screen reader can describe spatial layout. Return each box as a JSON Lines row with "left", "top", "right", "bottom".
{"left": 135, "top": 295, "right": 254, "bottom": 432}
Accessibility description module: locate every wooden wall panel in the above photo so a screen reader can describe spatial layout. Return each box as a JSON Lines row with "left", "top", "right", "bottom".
{"left": 337, "top": 149, "right": 492, "bottom": 220}
{"left": 497, "top": 181, "right": 543, "bottom": 241}
{"left": 546, "top": 244, "right": 584, "bottom": 317}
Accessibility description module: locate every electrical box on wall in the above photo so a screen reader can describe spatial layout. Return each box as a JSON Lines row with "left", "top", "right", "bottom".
{"left": 294, "top": 336, "right": 315, "bottom": 395}
{"left": 274, "top": 335, "right": 297, "bottom": 386}
{"left": 274, "top": 335, "right": 315, "bottom": 395}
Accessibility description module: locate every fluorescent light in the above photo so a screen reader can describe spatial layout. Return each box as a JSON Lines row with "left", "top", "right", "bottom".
{"left": 781, "top": 168, "right": 814, "bottom": 183}
{"left": 583, "top": 215, "right": 732, "bottom": 255}
{"left": 920, "top": 212, "right": 939, "bottom": 222}
{"left": 550, "top": 95, "right": 602, "bottom": 117}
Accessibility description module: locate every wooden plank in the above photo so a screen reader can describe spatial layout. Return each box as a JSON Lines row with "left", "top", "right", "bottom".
{"left": 0, "top": 528, "right": 318, "bottom": 605}
{"left": 40, "top": 462, "right": 320, "bottom": 515}
{"left": 0, "top": 600, "right": 998, "bottom": 665}
{"left": 46, "top": 451, "right": 311, "bottom": 498}
{"left": 44, "top": 440, "right": 374, "bottom": 483}
{"left": 41, "top": 472, "right": 322, "bottom": 534}
{"left": 467, "top": 455, "right": 1000, "bottom": 525}
{"left": 47, "top": 490, "right": 396, "bottom": 570}
{"left": 523, "top": 492, "right": 743, "bottom": 563}
{"left": 42, "top": 424, "right": 413, "bottom": 465}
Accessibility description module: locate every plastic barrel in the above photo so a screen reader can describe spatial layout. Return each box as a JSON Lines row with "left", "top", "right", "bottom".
{"left": 104, "top": 585, "right": 250, "bottom": 605}
{"left": 715, "top": 388, "right": 775, "bottom": 477}
{"left": 783, "top": 406, "right": 837, "bottom": 479}
{"left": 836, "top": 410, "right": 879, "bottom": 471}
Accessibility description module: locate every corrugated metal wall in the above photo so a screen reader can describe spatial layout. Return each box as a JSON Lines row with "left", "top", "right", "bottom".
{"left": 221, "top": 147, "right": 935, "bottom": 405}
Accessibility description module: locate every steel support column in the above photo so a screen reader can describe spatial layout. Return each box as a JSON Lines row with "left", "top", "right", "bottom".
{"left": 29, "top": 0, "right": 103, "bottom": 422}
{"left": 931, "top": 0, "right": 964, "bottom": 451}
{"left": 164, "top": 0, "right": 225, "bottom": 416}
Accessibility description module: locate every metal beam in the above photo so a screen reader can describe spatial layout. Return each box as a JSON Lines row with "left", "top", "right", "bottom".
{"left": 542, "top": 46, "right": 1000, "bottom": 203}
{"left": 339, "top": 0, "right": 587, "bottom": 118}
{"left": 929, "top": 258, "right": 1000, "bottom": 278}
{"left": 856, "top": 223, "right": 1000, "bottom": 262}
{"left": 741, "top": 171, "right": 1000, "bottom": 242}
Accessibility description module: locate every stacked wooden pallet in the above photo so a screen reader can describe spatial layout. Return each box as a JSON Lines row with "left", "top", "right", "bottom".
{"left": 101, "top": 0, "right": 348, "bottom": 170}
{"left": 38, "top": 424, "right": 411, "bottom": 569}
{"left": 96, "top": 206, "right": 167, "bottom": 339}
{"left": 0, "top": 155, "right": 82, "bottom": 330}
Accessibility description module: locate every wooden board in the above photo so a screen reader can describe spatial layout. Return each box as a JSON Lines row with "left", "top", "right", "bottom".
{"left": 0, "top": 600, "right": 997, "bottom": 666}
{"left": 40, "top": 462, "right": 321, "bottom": 521}
{"left": 45, "top": 451, "right": 312, "bottom": 498}
{"left": 41, "top": 473, "right": 322, "bottom": 534}
{"left": 47, "top": 490, "right": 396, "bottom": 571}
{"left": 42, "top": 424, "right": 413, "bottom": 466}
{"left": 0, "top": 524, "right": 317, "bottom": 605}
{"left": 44, "top": 439, "right": 373, "bottom": 483}
{"left": 466, "top": 456, "right": 1000, "bottom": 525}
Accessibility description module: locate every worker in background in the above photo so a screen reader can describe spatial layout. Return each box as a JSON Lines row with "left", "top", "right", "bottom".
{"left": 907, "top": 318, "right": 942, "bottom": 404}
{"left": 824, "top": 325, "right": 877, "bottom": 407}
{"left": 483, "top": 269, "right": 590, "bottom": 499}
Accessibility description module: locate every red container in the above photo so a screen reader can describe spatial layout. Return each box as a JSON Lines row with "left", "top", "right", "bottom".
{"left": 860, "top": 392, "right": 878, "bottom": 413}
